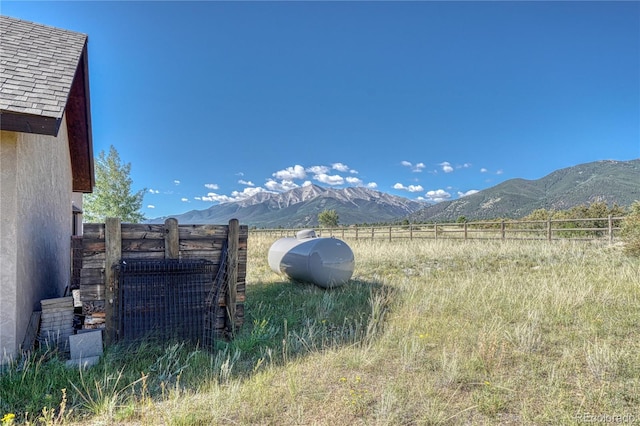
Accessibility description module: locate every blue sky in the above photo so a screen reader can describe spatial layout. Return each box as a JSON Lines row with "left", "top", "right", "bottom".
{"left": 3, "top": 1, "right": 639, "bottom": 218}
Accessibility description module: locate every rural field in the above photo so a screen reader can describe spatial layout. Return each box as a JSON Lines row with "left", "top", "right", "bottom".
{"left": 2, "top": 234, "right": 639, "bottom": 425}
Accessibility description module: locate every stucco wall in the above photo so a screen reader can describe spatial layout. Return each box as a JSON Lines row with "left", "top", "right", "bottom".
{"left": 0, "top": 115, "right": 73, "bottom": 362}
{"left": 0, "top": 130, "right": 19, "bottom": 362}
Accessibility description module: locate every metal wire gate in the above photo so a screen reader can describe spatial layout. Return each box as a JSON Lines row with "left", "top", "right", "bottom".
{"left": 114, "top": 246, "right": 228, "bottom": 348}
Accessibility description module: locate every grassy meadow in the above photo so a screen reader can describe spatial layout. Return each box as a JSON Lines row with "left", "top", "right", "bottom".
{"left": 1, "top": 234, "right": 639, "bottom": 425}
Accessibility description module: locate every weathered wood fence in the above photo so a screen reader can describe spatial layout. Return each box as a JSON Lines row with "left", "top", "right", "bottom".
{"left": 252, "top": 216, "right": 625, "bottom": 243}
{"left": 75, "top": 218, "right": 247, "bottom": 345}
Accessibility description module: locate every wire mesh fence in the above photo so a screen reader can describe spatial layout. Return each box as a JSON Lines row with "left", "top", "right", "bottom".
{"left": 114, "top": 255, "right": 225, "bottom": 349}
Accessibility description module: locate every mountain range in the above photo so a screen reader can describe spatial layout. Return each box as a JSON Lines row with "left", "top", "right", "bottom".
{"left": 149, "top": 159, "right": 639, "bottom": 227}
{"left": 148, "top": 184, "right": 424, "bottom": 228}
{"left": 409, "top": 159, "right": 639, "bottom": 222}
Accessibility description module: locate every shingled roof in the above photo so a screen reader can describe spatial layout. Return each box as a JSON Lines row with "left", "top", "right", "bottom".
{"left": 0, "top": 15, "right": 94, "bottom": 192}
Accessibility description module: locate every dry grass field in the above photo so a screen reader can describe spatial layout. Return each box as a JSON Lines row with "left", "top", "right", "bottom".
{"left": 2, "top": 234, "right": 639, "bottom": 425}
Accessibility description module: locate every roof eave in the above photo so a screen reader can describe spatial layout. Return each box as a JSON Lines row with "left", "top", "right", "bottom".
{"left": 65, "top": 40, "right": 94, "bottom": 194}
{"left": 0, "top": 111, "right": 62, "bottom": 136}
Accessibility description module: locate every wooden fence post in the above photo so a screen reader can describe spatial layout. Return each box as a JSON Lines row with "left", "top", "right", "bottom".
{"left": 501, "top": 220, "right": 506, "bottom": 240}
{"left": 104, "top": 217, "right": 121, "bottom": 345}
{"left": 409, "top": 224, "right": 413, "bottom": 240}
{"left": 389, "top": 226, "right": 392, "bottom": 242}
{"left": 547, "top": 219, "right": 552, "bottom": 241}
{"left": 608, "top": 215, "right": 613, "bottom": 243}
{"left": 434, "top": 224, "right": 438, "bottom": 240}
{"left": 226, "top": 219, "right": 239, "bottom": 335}
{"left": 464, "top": 222, "right": 468, "bottom": 240}
{"left": 164, "top": 218, "right": 179, "bottom": 259}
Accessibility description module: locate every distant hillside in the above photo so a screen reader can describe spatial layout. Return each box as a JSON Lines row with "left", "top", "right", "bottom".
{"left": 409, "top": 159, "right": 640, "bottom": 222}
{"left": 149, "top": 184, "right": 424, "bottom": 228}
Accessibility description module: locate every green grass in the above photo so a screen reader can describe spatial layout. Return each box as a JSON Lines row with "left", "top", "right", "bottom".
{"left": 1, "top": 236, "right": 639, "bottom": 425}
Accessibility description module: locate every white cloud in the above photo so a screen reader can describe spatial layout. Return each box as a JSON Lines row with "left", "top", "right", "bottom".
{"left": 346, "top": 176, "right": 363, "bottom": 185}
{"left": 265, "top": 179, "right": 300, "bottom": 192}
{"left": 147, "top": 205, "right": 155, "bottom": 209}
{"left": 440, "top": 162, "right": 454, "bottom": 173}
{"left": 205, "top": 183, "right": 219, "bottom": 190}
{"left": 458, "top": 189, "right": 479, "bottom": 197}
{"left": 273, "top": 165, "right": 306, "bottom": 180}
{"left": 496, "top": 169, "right": 504, "bottom": 175}
{"left": 314, "top": 173, "right": 344, "bottom": 186}
{"left": 394, "top": 183, "right": 424, "bottom": 192}
{"left": 174, "top": 180, "right": 181, "bottom": 185}
{"left": 181, "top": 198, "right": 189, "bottom": 202}
{"left": 401, "top": 161, "right": 426, "bottom": 172}
{"left": 231, "top": 186, "right": 273, "bottom": 199}
{"left": 238, "top": 179, "right": 254, "bottom": 186}
{"left": 332, "top": 162, "right": 349, "bottom": 172}
{"left": 306, "top": 165, "right": 329, "bottom": 175}
{"left": 425, "top": 189, "right": 452, "bottom": 202}
{"left": 199, "top": 192, "right": 235, "bottom": 203}
{"left": 302, "top": 180, "right": 313, "bottom": 187}
{"left": 480, "top": 168, "right": 488, "bottom": 173}
{"left": 148, "top": 189, "right": 159, "bottom": 194}
{"left": 366, "top": 182, "right": 378, "bottom": 189}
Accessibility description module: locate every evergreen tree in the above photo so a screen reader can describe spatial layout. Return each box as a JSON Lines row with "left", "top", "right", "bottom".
{"left": 83, "top": 145, "right": 146, "bottom": 223}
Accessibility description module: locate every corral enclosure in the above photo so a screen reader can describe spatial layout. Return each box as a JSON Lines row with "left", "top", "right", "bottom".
{"left": 75, "top": 218, "right": 247, "bottom": 346}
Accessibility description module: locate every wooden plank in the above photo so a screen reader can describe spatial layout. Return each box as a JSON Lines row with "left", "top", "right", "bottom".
{"left": 82, "top": 240, "right": 106, "bottom": 252}
{"left": 165, "top": 218, "right": 179, "bottom": 259}
{"left": 83, "top": 249, "right": 106, "bottom": 259}
{"left": 79, "top": 269, "right": 104, "bottom": 286}
{"left": 104, "top": 217, "right": 121, "bottom": 345}
{"left": 21, "top": 311, "right": 41, "bottom": 352}
{"left": 82, "top": 223, "right": 105, "bottom": 239}
{"left": 180, "top": 251, "right": 224, "bottom": 261}
{"left": 179, "top": 240, "right": 224, "bottom": 251}
{"left": 80, "top": 268, "right": 104, "bottom": 278}
{"left": 81, "top": 254, "right": 106, "bottom": 269}
{"left": 119, "top": 224, "right": 166, "bottom": 239}
{"left": 120, "top": 239, "right": 165, "bottom": 252}
{"left": 178, "top": 225, "right": 228, "bottom": 239}
{"left": 226, "top": 219, "right": 239, "bottom": 334}
{"left": 80, "top": 284, "right": 105, "bottom": 300}
{"left": 121, "top": 251, "right": 165, "bottom": 260}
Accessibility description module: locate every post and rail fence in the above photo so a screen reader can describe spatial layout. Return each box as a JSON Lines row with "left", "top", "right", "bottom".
{"left": 252, "top": 216, "right": 625, "bottom": 243}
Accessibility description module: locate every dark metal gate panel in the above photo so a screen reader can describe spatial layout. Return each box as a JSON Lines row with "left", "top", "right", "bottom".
{"left": 115, "top": 259, "right": 217, "bottom": 344}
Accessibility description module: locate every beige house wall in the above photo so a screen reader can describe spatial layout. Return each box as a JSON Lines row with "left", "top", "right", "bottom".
{"left": 0, "top": 115, "right": 73, "bottom": 362}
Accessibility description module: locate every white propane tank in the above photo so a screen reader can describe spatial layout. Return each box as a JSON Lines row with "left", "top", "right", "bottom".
{"left": 268, "top": 229, "right": 355, "bottom": 288}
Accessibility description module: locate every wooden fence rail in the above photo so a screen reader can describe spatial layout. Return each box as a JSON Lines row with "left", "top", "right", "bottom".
{"left": 251, "top": 216, "right": 625, "bottom": 243}
{"left": 75, "top": 218, "right": 247, "bottom": 345}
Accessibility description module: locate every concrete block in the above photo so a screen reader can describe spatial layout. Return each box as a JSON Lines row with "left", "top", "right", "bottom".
{"left": 65, "top": 355, "right": 101, "bottom": 369}
{"left": 69, "top": 329, "right": 103, "bottom": 360}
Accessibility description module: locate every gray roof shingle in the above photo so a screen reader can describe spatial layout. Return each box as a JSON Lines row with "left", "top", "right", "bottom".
{"left": 0, "top": 15, "right": 87, "bottom": 124}
{"left": 1, "top": 15, "right": 94, "bottom": 192}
